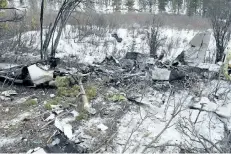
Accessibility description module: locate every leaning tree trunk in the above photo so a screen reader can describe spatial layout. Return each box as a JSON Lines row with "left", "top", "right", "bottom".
{"left": 40, "top": 0, "right": 82, "bottom": 60}
{"left": 51, "top": 1, "right": 80, "bottom": 57}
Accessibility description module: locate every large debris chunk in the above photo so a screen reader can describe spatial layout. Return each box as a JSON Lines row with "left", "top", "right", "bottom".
{"left": 111, "top": 33, "right": 123, "bottom": 43}
{"left": 27, "top": 64, "right": 54, "bottom": 86}
{"left": 151, "top": 68, "right": 171, "bottom": 81}
{"left": 185, "top": 30, "right": 212, "bottom": 64}
{"left": 2, "top": 90, "right": 17, "bottom": 97}
{"left": 0, "top": 58, "right": 60, "bottom": 86}
{"left": 124, "top": 52, "right": 150, "bottom": 62}
{"left": 27, "top": 132, "right": 87, "bottom": 153}
{"left": 26, "top": 147, "right": 47, "bottom": 154}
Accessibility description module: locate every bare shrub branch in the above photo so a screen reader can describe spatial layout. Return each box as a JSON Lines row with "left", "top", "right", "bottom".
{"left": 147, "top": 16, "right": 166, "bottom": 58}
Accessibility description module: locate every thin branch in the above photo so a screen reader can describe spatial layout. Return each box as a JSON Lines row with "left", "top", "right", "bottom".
{"left": 199, "top": 135, "right": 223, "bottom": 153}
{"left": 122, "top": 115, "right": 148, "bottom": 153}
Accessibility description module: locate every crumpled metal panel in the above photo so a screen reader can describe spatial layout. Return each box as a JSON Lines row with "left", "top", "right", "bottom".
{"left": 27, "top": 64, "right": 54, "bottom": 86}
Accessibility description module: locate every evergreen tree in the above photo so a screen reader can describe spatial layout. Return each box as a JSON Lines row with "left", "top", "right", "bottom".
{"left": 172, "top": 0, "right": 177, "bottom": 13}
{"left": 176, "top": 0, "right": 183, "bottom": 14}
{"left": 187, "top": 0, "right": 199, "bottom": 16}
{"left": 85, "top": 0, "right": 95, "bottom": 12}
{"left": 147, "top": 0, "right": 156, "bottom": 13}
{"left": 112, "top": 0, "right": 122, "bottom": 12}
{"left": 125, "top": 0, "right": 135, "bottom": 11}
{"left": 20, "top": 0, "right": 24, "bottom": 5}
{"left": 158, "top": 0, "right": 168, "bottom": 12}
{"left": 201, "top": 0, "right": 209, "bottom": 17}
{"left": 138, "top": 0, "right": 147, "bottom": 12}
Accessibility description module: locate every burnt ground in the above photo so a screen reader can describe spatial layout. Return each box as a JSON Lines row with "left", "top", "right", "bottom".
{"left": 0, "top": 67, "right": 133, "bottom": 153}
{"left": 0, "top": 52, "right": 208, "bottom": 153}
{"left": 0, "top": 82, "right": 57, "bottom": 152}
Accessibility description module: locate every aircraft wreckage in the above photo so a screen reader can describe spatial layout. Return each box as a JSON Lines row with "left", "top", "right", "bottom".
{"left": 0, "top": 30, "right": 230, "bottom": 87}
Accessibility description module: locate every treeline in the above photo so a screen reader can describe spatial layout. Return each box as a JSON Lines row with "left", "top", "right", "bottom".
{"left": 2, "top": 0, "right": 228, "bottom": 17}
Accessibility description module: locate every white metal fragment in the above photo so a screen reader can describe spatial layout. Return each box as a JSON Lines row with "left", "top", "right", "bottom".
{"left": 97, "top": 123, "right": 108, "bottom": 131}
{"left": 26, "top": 147, "right": 47, "bottom": 154}
{"left": 2, "top": 90, "right": 17, "bottom": 97}
{"left": 27, "top": 64, "right": 54, "bottom": 85}
{"left": 44, "top": 113, "right": 55, "bottom": 122}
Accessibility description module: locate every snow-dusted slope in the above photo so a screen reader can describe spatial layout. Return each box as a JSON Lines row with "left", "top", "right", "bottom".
{"left": 114, "top": 80, "right": 231, "bottom": 153}
{"left": 15, "top": 25, "right": 206, "bottom": 64}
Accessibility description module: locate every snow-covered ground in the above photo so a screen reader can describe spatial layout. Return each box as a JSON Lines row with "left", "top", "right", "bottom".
{"left": 9, "top": 24, "right": 231, "bottom": 153}
{"left": 15, "top": 25, "right": 207, "bottom": 65}
{"left": 113, "top": 80, "right": 231, "bottom": 153}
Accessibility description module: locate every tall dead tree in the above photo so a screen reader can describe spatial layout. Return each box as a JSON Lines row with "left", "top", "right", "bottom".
{"left": 207, "top": 0, "right": 231, "bottom": 63}
{"left": 40, "top": 0, "right": 44, "bottom": 60}
{"left": 40, "top": 0, "right": 82, "bottom": 60}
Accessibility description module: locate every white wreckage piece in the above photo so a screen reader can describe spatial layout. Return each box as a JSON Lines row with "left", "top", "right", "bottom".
{"left": 185, "top": 30, "right": 212, "bottom": 64}
{"left": 151, "top": 68, "right": 171, "bottom": 81}
{"left": 27, "top": 64, "right": 54, "bottom": 86}
{"left": 0, "top": 63, "right": 54, "bottom": 86}
{"left": 26, "top": 147, "right": 47, "bottom": 154}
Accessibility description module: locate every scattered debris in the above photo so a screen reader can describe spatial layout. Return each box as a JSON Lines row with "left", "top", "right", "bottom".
{"left": 151, "top": 68, "right": 171, "bottom": 81}
{"left": 50, "top": 94, "right": 55, "bottom": 98}
{"left": 63, "top": 124, "right": 73, "bottom": 139}
{"left": 43, "top": 132, "right": 87, "bottom": 153}
{"left": 51, "top": 138, "right": 60, "bottom": 146}
{"left": 27, "top": 64, "right": 54, "bottom": 86}
{"left": 44, "top": 113, "right": 55, "bottom": 122}
{"left": 71, "top": 110, "right": 79, "bottom": 118}
{"left": 97, "top": 123, "right": 108, "bottom": 131}
{"left": 54, "top": 117, "right": 74, "bottom": 139}
{"left": 5, "top": 107, "right": 9, "bottom": 112}
{"left": 0, "top": 30, "right": 226, "bottom": 153}
{"left": 2, "top": 90, "right": 17, "bottom": 97}
{"left": 0, "top": 96, "right": 11, "bottom": 101}
{"left": 111, "top": 33, "right": 122, "bottom": 43}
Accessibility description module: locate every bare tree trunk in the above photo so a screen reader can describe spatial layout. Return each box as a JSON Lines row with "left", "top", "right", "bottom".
{"left": 40, "top": 0, "right": 82, "bottom": 60}
{"left": 40, "top": 0, "right": 45, "bottom": 60}
{"left": 51, "top": 1, "right": 81, "bottom": 57}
